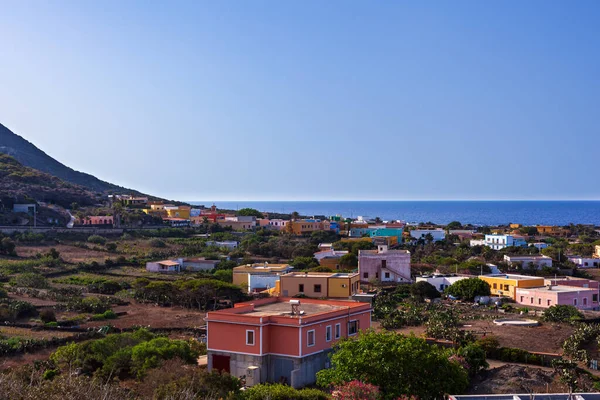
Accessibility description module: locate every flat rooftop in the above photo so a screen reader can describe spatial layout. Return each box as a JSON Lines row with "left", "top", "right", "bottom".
{"left": 520, "top": 285, "right": 597, "bottom": 293}
{"left": 233, "top": 263, "right": 292, "bottom": 272}
{"left": 283, "top": 272, "right": 358, "bottom": 278}
{"left": 359, "top": 249, "right": 410, "bottom": 255}
{"left": 483, "top": 274, "right": 544, "bottom": 281}
{"left": 239, "top": 301, "right": 347, "bottom": 317}
{"left": 505, "top": 255, "right": 550, "bottom": 259}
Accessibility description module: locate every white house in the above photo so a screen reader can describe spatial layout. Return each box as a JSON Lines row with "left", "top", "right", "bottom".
{"left": 470, "top": 239, "right": 486, "bottom": 247}
{"left": 410, "top": 229, "right": 446, "bottom": 242}
{"left": 568, "top": 256, "right": 600, "bottom": 268}
{"left": 146, "top": 260, "right": 181, "bottom": 273}
{"left": 416, "top": 274, "right": 469, "bottom": 292}
{"left": 503, "top": 254, "right": 553, "bottom": 269}
{"left": 484, "top": 234, "right": 527, "bottom": 250}
{"left": 313, "top": 248, "right": 348, "bottom": 261}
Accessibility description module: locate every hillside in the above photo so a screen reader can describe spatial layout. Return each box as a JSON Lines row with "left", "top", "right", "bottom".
{"left": 0, "top": 123, "right": 143, "bottom": 195}
{"left": 0, "top": 154, "right": 102, "bottom": 208}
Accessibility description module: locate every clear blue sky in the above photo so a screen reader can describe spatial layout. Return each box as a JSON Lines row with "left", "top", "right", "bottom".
{"left": 1, "top": 1, "right": 599, "bottom": 201}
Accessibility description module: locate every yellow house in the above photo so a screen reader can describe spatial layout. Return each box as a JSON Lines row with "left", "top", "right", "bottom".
{"left": 279, "top": 272, "right": 360, "bottom": 298}
{"left": 479, "top": 274, "right": 545, "bottom": 300}
{"left": 232, "top": 263, "right": 293, "bottom": 293}
{"left": 595, "top": 245, "right": 600, "bottom": 259}
{"left": 509, "top": 223, "right": 522, "bottom": 229}
{"left": 165, "top": 206, "right": 191, "bottom": 219}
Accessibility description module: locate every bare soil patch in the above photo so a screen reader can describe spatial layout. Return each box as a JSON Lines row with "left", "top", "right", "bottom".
{"left": 468, "top": 364, "right": 596, "bottom": 394}
{"left": 82, "top": 301, "right": 206, "bottom": 330}
{"left": 16, "top": 244, "right": 109, "bottom": 263}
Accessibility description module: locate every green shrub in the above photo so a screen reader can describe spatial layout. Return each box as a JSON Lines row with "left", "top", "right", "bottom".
{"left": 87, "top": 235, "right": 107, "bottom": 245}
{"left": 242, "top": 384, "right": 329, "bottom": 400}
{"left": 90, "top": 310, "right": 118, "bottom": 321}
{"left": 51, "top": 329, "right": 200, "bottom": 380}
{"left": 10, "top": 273, "right": 49, "bottom": 289}
{"left": 8, "top": 300, "right": 37, "bottom": 320}
{"left": 475, "top": 336, "right": 500, "bottom": 355}
{"left": 66, "top": 296, "right": 113, "bottom": 313}
{"left": 543, "top": 305, "right": 583, "bottom": 323}
{"left": 39, "top": 309, "right": 56, "bottom": 323}
{"left": 45, "top": 321, "right": 59, "bottom": 327}
{"left": 148, "top": 238, "right": 167, "bottom": 248}
{"left": 42, "top": 369, "right": 58, "bottom": 380}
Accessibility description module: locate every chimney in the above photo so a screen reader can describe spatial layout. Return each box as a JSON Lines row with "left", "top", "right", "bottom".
{"left": 378, "top": 245, "right": 388, "bottom": 253}
{"left": 547, "top": 284, "right": 553, "bottom": 291}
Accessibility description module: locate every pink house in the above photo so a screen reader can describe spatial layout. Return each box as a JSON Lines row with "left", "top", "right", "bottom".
{"left": 358, "top": 245, "right": 411, "bottom": 283}
{"left": 79, "top": 216, "right": 113, "bottom": 225}
{"left": 545, "top": 277, "right": 599, "bottom": 290}
{"left": 206, "top": 297, "right": 371, "bottom": 388}
{"left": 516, "top": 284, "right": 599, "bottom": 310}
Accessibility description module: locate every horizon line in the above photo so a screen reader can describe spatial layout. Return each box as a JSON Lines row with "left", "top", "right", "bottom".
{"left": 184, "top": 198, "right": 600, "bottom": 203}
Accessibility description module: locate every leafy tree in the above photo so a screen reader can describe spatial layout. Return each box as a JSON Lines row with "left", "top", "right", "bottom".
{"left": 316, "top": 330, "right": 469, "bottom": 399}
{"left": 217, "top": 260, "right": 238, "bottom": 270}
{"left": 446, "top": 221, "right": 462, "bottom": 230}
{"left": 213, "top": 269, "right": 233, "bottom": 283}
{"left": 541, "top": 246, "right": 568, "bottom": 262}
{"left": 410, "top": 281, "right": 440, "bottom": 301}
{"left": 237, "top": 208, "right": 264, "bottom": 218}
{"left": 290, "top": 256, "right": 319, "bottom": 270}
{"left": 339, "top": 253, "right": 358, "bottom": 268}
{"left": 0, "top": 237, "right": 16, "bottom": 256}
{"left": 46, "top": 247, "right": 60, "bottom": 259}
{"left": 446, "top": 278, "right": 490, "bottom": 301}
{"left": 350, "top": 241, "right": 375, "bottom": 255}
{"left": 543, "top": 305, "right": 583, "bottom": 323}
{"left": 457, "top": 343, "right": 489, "bottom": 376}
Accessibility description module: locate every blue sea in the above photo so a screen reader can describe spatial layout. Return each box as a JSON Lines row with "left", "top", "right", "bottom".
{"left": 190, "top": 201, "right": 600, "bottom": 226}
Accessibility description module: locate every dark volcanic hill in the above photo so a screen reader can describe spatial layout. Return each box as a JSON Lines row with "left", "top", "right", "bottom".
{"left": 0, "top": 153, "right": 102, "bottom": 208}
{"left": 0, "top": 122, "right": 142, "bottom": 194}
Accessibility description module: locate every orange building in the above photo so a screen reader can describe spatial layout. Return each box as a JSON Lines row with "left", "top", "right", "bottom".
{"left": 206, "top": 297, "right": 371, "bottom": 388}
{"left": 288, "top": 220, "right": 324, "bottom": 235}
{"left": 280, "top": 272, "right": 360, "bottom": 298}
{"left": 536, "top": 225, "right": 569, "bottom": 236}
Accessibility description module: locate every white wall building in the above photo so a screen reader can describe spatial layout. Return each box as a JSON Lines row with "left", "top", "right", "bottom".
{"left": 503, "top": 254, "right": 553, "bottom": 269}
{"left": 568, "top": 256, "right": 600, "bottom": 268}
{"left": 410, "top": 229, "right": 446, "bottom": 242}
{"left": 268, "top": 219, "right": 289, "bottom": 230}
{"left": 416, "top": 274, "right": 469, "bottom": 292}
{"left": 484, "top": 234, "right": 527, "bottom": 250}
{"left": 470, "top": 239, "right": 486, "bottom": 247}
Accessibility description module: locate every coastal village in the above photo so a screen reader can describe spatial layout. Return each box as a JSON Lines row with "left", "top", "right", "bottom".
{"left": 3, "top": 193, "right": 600, "bottom": 398}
